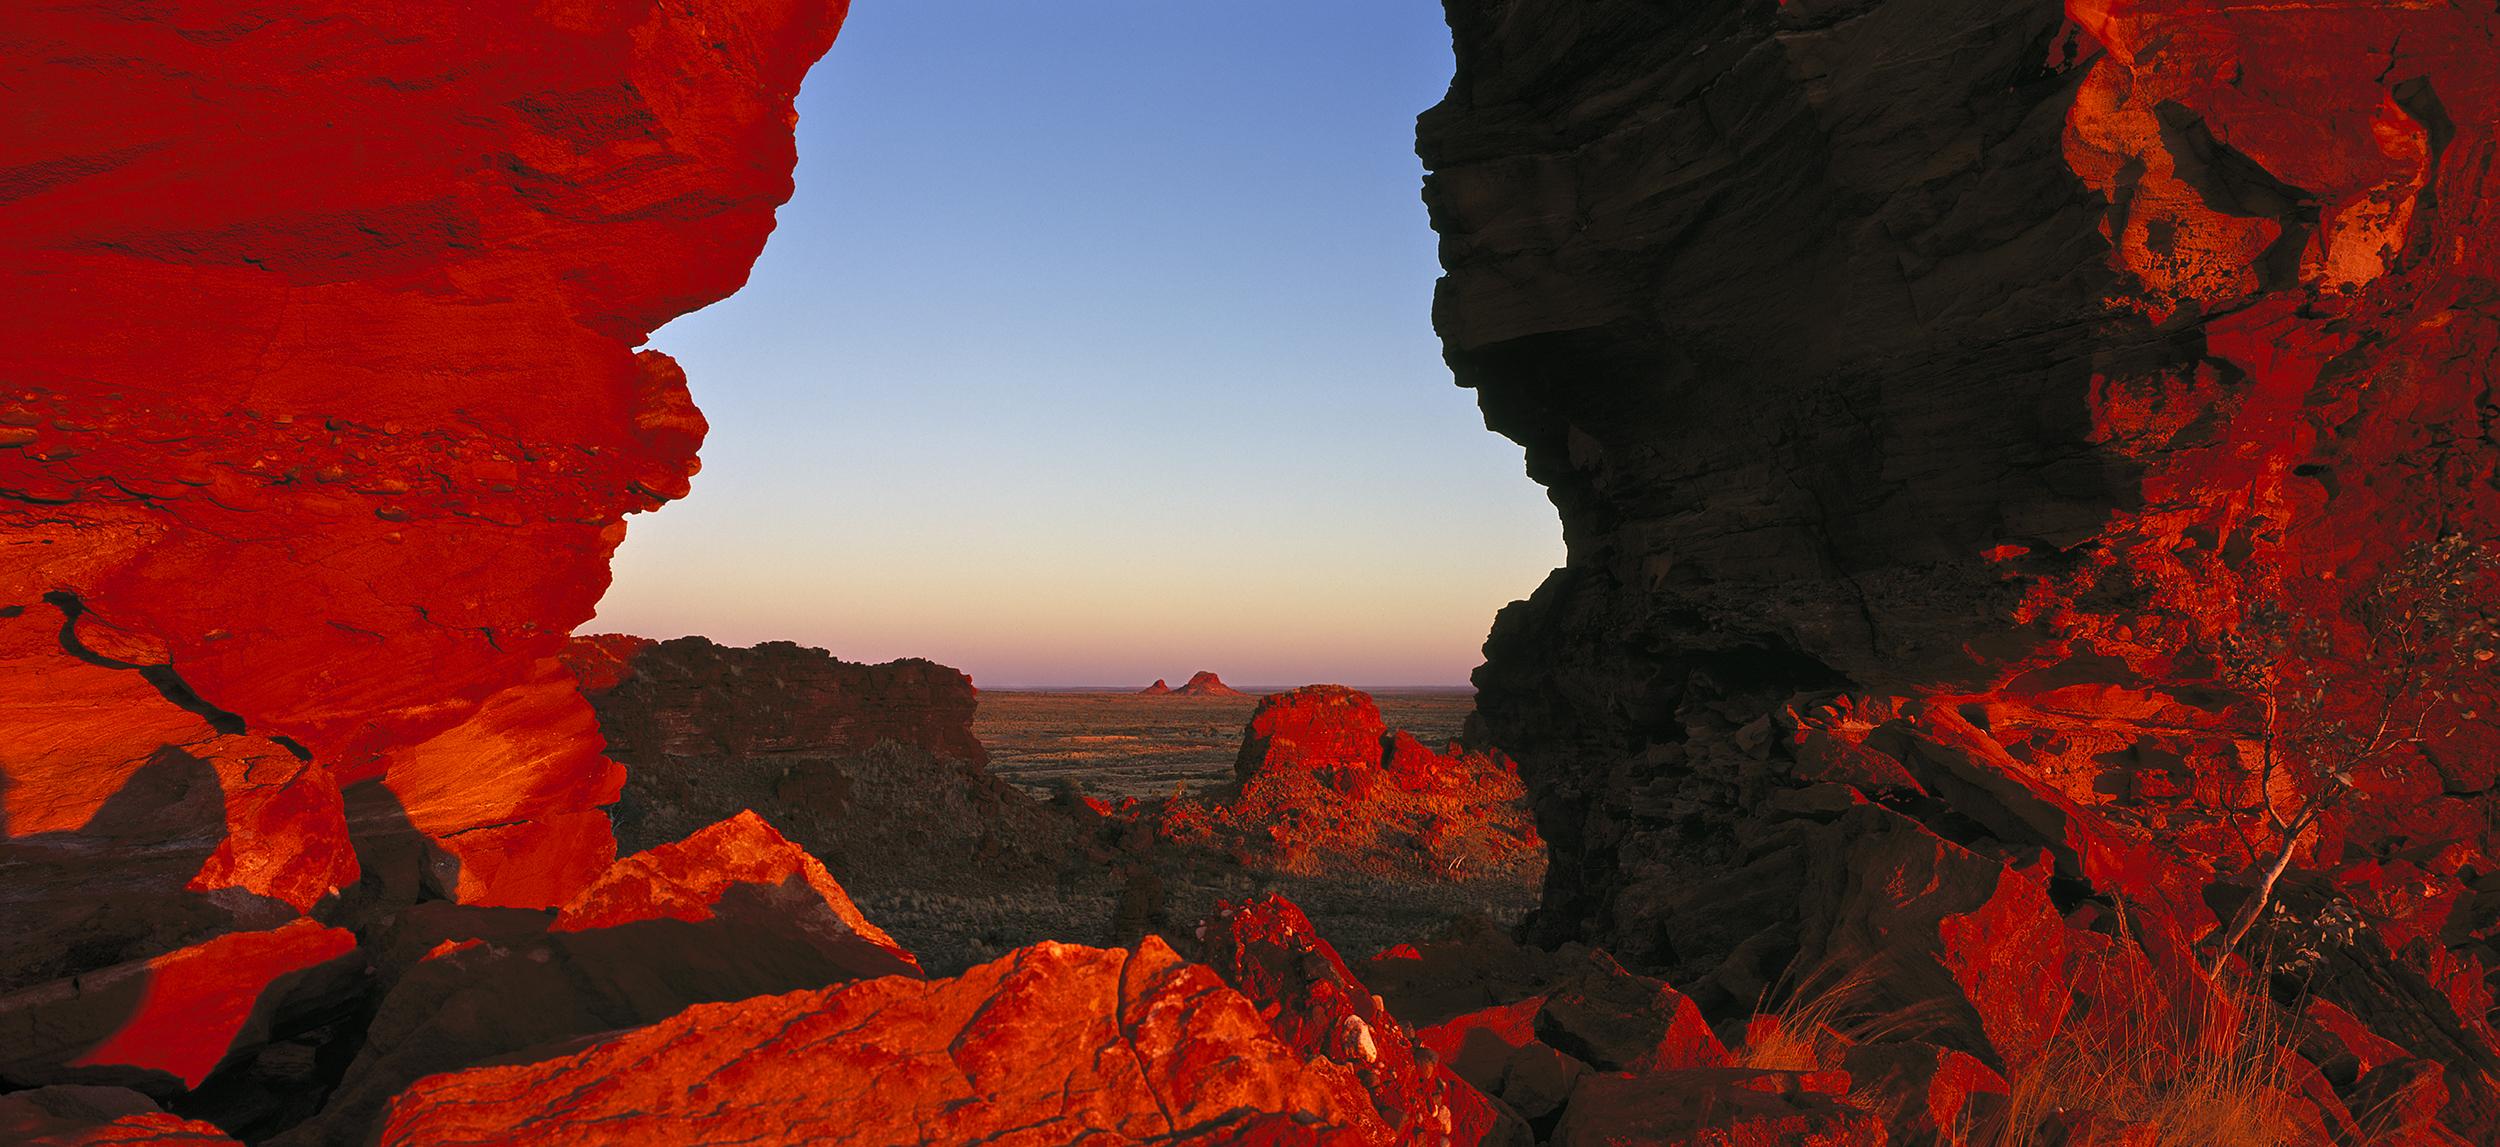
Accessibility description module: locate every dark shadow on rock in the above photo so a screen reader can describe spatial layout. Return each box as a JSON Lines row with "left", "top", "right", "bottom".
{"left": 0, "top": 745, "right": 245, "bottom": 994}
{"left": 0, "top": 912, "right": 367, "bottom": 1127}
{"left": 317, "top": 779, "right": 459, "bottom": 932}
{"left": 167, "top": 943, "right": 377, "bottom": 1143}
{"left": 0, "top": 954, "right": 175, "bottom": 1100}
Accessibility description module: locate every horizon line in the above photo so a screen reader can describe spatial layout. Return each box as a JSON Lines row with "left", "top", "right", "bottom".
{"left": 977, "top": 683, "right": 1476, "bottom": 693}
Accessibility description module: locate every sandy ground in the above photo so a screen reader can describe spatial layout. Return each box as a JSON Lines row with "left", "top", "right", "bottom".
{"left": 977, "top": 689, "right": 1481, "bottom": 801}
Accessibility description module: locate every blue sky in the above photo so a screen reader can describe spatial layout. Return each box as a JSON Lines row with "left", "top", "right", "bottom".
{"left": 589, "top": 0, "right": 1563, "bottom": 688}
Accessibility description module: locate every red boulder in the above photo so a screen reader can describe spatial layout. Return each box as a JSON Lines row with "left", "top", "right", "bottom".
{"left": 552, "top": 808, "right": 917, "bottom": 976}
{"left": 0, "top": 1087, "right": 242, "bottom": 1145}
{"left": 1194, "top": 895, "right": 1533, "bottom": 1147}
{"left": 375, "top": 937, "right": 1392, "bottom": 1146}
{"left": 1169, "top": 686, "right": 1540, "bottom": 882}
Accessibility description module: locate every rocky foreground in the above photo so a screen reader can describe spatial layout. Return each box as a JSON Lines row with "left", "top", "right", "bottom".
{"left": 3, "top": 635, "right": 2484, "bottom": 1143}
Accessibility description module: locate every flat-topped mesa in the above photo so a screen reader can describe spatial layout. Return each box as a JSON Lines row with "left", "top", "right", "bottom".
{"left": 1429, "top": 0, "right": 2500, "bottom": 1137}
{"left": 1170, "top": 671, "right": 1247, "bottom": 697}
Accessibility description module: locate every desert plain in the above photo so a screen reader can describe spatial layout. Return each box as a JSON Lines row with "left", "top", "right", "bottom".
{"left": 979, "top": 687, "right": 1480, "bottom": 800}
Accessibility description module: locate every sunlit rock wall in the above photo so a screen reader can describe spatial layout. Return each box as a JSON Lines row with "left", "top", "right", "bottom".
{"left": 1427, "top": 0, "right": 2499, "bottom": 993}
{"left": 0, "top": 0, "right": 846, "bottom": 991}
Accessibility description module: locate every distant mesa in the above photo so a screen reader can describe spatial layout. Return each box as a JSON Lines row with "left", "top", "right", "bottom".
{"left": 1138, "top": 679, "right": 1171, "bottom": 695}
{"left": 1169, "top": 671, "right": 1245, "bottom": 697}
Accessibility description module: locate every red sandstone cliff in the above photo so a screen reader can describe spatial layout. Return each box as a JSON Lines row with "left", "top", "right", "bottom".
{"left": 0, "top": 0, "right": 847, "bottom": 1124}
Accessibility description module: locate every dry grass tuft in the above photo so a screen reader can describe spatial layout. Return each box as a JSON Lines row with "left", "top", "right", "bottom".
{"left": 1735, "top": 912, "right": 2337, "bottom": 1147}
{"left": 2003, "top": 919, "right": 2340, "bottom": 1145}
{"left": 1993, "top": 901, "right": 2328, "bottom": 1147}
{"left": 1740, "top": 956, "right": 1954, "bottom": 1072}
{"left": 1994, "top": 993, "right": 2321, "bottom": 1147}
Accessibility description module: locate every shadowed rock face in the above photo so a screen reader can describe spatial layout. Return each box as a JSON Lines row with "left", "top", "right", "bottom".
{"left": 1426, "top": 0, "right": 2131, "bottom": 943}
{"left": 1432, "top": 0, "right": 2500, "bottom": 1133}
{"left": 566, "top": 634, "right": 1082, "bottom": 892}
{"left": 566, "top": 634, "right": 988, "bottom": 770}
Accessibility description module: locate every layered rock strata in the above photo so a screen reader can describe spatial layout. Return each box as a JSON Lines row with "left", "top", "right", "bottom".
{"left": 1428, "top": 0, "right": 2500, "bottom": 1137}
{"left": 1189, "top": 895, "right": 1529, "bottom": 1146}
{"left": 2, "top": 0, "right": 847, "bottom": 981}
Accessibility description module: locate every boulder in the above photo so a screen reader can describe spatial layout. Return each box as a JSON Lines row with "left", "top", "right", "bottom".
{"left": 1531, "top": 956, "right": 1730, "bottom": 1075}
{"left": 1413, "top": 997, "right": 1549, "bottom": 1103}
{"left": 1836, "top": 1042, "right": 2008, "bottom": 1147}
{"left": 1234, "top": 686, "right": 1390, "bottom": 778}
{"left": 550, "top": 809, "right": 916, "bottom": 975}
{"left": 269, "top": 813, "right": 917, "bottom": 1147}
{"left": 1356, "top": 915, "right": 1607, "bottom": 1030}
{"left": 1166, "top": 685, "right": 1540, "bottom": 882}
{"left": 1193, "top": 896, "right": 1532, "bottom": 1147}
{"left": 374, "top": 937, "right": 1393, "bottom": 1146}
